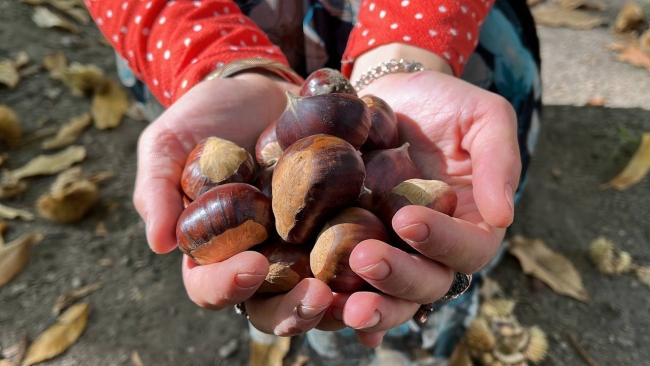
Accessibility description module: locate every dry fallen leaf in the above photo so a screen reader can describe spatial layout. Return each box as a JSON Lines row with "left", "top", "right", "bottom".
{"left": 601, "top": 132, "right": 650, "bottom": 190}
{"left": 0, "top": 61, "right": 20, "bottom": 89}
{"left": 1, "top": 335, "right": 28, "bottom": 366}
{"left": 448, "top": 341, "right": 473, "bottom": 366}
{"left": 32, "top": 6, "right": 79, "bottom": 33}
{"left": 95, "top": 221, "right": 107, "bottom": 236}
{"left": 0, "top": 105, "right": 22, "bottom": 148}
{"left": 0, "top": 180, "right": 28, "bottom": 199}
{"left": 635, "top": 266, "right": 650, "bottom": 286}
{"left": 62, "top": 62, "right": 105, "bottom": 97}
{"left": 21, "top": 0, "right": 90, "bottom": 24}
{"left": 22, "top": 302, "right": 90, "bottom": 366}
{"left": 36, "top": 167, "right": 99, "bottom": 223}
{"left": 532, "top": 5, "right": 606, "bottom": 30}
{"left": 88, "top": 171, "right": 115, "bottom": 185}
{"left": 586, "top": 96, "right": 607, "bottom": 106}
{"left": 2, "top": 145, "right": 86, "bottom": 184}
{"left": 606, "top": 41, "right": 650, "bottom": 72}
{"left": 53, "top": 282, "right": 102, "bottom": 315}
{"left": 98, "top": 257, "right": 114, "bottom": 267}
{"left": 0, "top": 203, "right": 35, "bottom": 221}
{"left": 0, "top": 233, "right": 43, "bottom": 288}
{"left": 42, "top": 112, "right": 91, "bottom": 150}
{"left": 614, "top": 2, "right": 645, "bottom": 33}
{"left": 43, "top": 51, "right": 68, "bottom": 81}
{"left": 131, "top": 350, "right": 144, "bottom": 366}
{"left": 588, "top": 237, "right": 632, "bottom": 275}
{"left": 556, "top": 0, "right": 605, "bottom": 10}
{"left": 249, "top": 336, "right": 291, "bottom": 366}
{"left": 92, "top": 79, "right": 129, "bottom": 129}
{"left": 508, "top": 235, "right": 589, "bottom": 302}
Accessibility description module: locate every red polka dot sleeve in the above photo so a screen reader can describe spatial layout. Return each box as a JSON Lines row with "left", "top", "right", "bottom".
{"left": 342, "top": 0, "right": 494, "bottom": 78}
{"left": 84, "top": 0, "right": 289, "bottom": 107}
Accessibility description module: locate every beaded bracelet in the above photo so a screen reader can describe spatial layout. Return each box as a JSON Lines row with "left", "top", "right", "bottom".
{"left": 352, "top": 59, "right": 425, "bottom": 92}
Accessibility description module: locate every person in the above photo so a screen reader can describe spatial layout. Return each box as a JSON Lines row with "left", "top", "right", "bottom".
{"left": 86, "top": 0, "right": 541, "bottom": 364}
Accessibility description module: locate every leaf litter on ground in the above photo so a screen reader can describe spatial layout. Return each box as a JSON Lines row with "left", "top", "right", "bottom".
{"left": 53, "top": 282, "right": 102, "bottom": 315}
{"left": 21, "top": 0, "right": 90, "bottom": 25}
{"left": 36, "top": 167, "right": 99, "bottom": 223}
{"left": 31, "top": 6, "right": 79, "bottom": 33}
{"left": 131, "top": 351, "right": 144, "bottom": 366}
{"left": 0, "top": 232, "right": 44, "bottom": 288}
{"left": 532, "top": 5, "right": 606, "bottom": 30}
{"left": 556, "top": 0, "right": 606, "bottom": 11}
{"left": 614, "top": 2, "right": 646, "bottom": 33}
{"left": 0, "top": 52, "right": 30, "bottom": 89}
{"left": 0, "top": 203, "right": 34, "bottom": 221}
{"left": 41, "top": 112, "right": 91, "bottom": 150}
{"left": 600, "top": 132, "right": 650, "bottom": 190}
{"left": 1, "top": 145, "right": 86, "bottom": 184}
{"left": 508, "top": 235, "right": 589, "bottom": 302}
{"left": 0, "top": 105, "right": 22, "bottom": 148}
{"left": 0, "top": 335, "right": 28, "bottom": 366}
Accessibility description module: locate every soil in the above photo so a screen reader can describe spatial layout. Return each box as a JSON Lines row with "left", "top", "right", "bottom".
{"left": 1, "top": 1, "right": 649, "bottom": 366}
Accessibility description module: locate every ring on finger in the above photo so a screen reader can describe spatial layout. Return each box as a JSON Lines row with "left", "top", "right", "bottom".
{"left": 413, "top": 272, "right": 472, "bottom": 324}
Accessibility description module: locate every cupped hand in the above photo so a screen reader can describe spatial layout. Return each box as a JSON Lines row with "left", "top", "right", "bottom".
{"left": 340, "top": 70, "right": 522, "bottom": 344}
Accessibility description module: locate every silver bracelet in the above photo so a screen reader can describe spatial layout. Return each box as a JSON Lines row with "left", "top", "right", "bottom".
{"left": 352, "top": 59, "right": 425, "bottom": 92}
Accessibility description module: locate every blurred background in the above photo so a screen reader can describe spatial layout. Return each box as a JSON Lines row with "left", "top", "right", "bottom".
{"left": 1, "top": 0, "right": 649, "bottom": 365}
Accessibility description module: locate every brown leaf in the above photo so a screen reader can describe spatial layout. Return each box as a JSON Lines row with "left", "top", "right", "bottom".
{"left": 131, "top": 350, "right": 144, "bottom": 366}
{"left": 36, "top": 167, "right": 99, "bottom": 223}
{"left": 22, "top": 302, "right": 90, "bottom": 366}
{"left": 249, "top": 336, "right": 291, "bottom": 366}
{"left": 41, "top": 112, "right": 91, "bottom": 150}
{"left": 0, "top": 61, "right": 20, "bottom": 88}
{"left": 0, "top": 203, "right": 34, "bottom": 221}
{"left": 0, "top": 105, "right": 22, "bottom": 148}
{"left": 43, "top": 51, "right": 68, "bottom": 81}
{"left": 508, "top": 235, "right": 589, "bottom": 302}
{"left": 92, "top": 79, "right": 129, "bottom": 129}
{"left": 31, "top": 6, "right": 79, "bottom": 33}
{"left": 2, "top": 145, "right": 86, "bottom": 183}
{"left": 0, "top": 221, "right": 8, "bottom": 244}
{"left": 448, "top": 341, "right": 473, "bottom": 366}
{"left": 601, "top": 132, "right": 650, "bottom": 190}
{"left": 1, "top": 335, "right": 28, "bottom": 365}
{"left": 556, "top": 0, "right": 606, "bottom": 10}
{"left": 586, "top": 96, "right": 607, "bottom": 106}
{"left": 53, "top": 283, "right": 102, "bottom": 315}
{"left": 0, "top": 360, "right": 17, "bottom": 366}
{"left": 635, "top": 266, "right": 650, "bottom": 286}
{"left": 87, "top": 171, "right": 115, "bottom": 185}
{"left": 49, "top": 0, "right": 90, "bottom": 24}
{"left": 62, "top": 62, "right": 105, "bottom": 97}
{"left": 532, "top": 5, "right": 606, "bottom": 30}
{"left": 98, "top": 257, "right": 113, "bottom": 267}
{"left": 0, "top": 233, "right": 43, "bottom": 288}
{"left": 95, "top": 221, "right": 107, "bottom": 237}
{"left": 614, "top": 2, "right": 645, "bottom": 33}
{"left": 0, "top": 180, "right": 28, "bottom": 199}
{"left": 14, "top": 52, "right": 30, "bottom": 69}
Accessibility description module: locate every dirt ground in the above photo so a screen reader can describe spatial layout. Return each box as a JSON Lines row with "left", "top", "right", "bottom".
{"left": 1, "top": 1, "right": 649, "bottom": 366}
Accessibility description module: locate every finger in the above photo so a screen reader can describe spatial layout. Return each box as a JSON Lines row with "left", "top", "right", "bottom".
{"left": 354, "top": 330, "right": 387, "bottom": 348}
{"left": 182, "top": 252, "right": 269, "bottom": 310}
{"left": 315, "top": 292, "right": 350, "bottom": 332}
{"left": 392, "top": 205, "right": 505, "bottom": 274}
{"left": 465, "top": 95, "right": 522, "bottom": 228}
{"left": 246, "top": 278, "right": 333, "bottom": 336}
{"left": 342, "top": 292, "right": 419, "bottom": 333}
{"left": 134, "top": 123, "right": 190, "bottom": 254}
{"left": 349, "top": 240, "right": 454, "bottom": 304}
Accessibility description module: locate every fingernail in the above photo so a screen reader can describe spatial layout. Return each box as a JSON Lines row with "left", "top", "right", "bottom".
{"left": 234, "top": 274, "right": 266, "bottom": 289}
{"left": 355, "top": 260, "right": 391, "bottom": 281}
{"left": 505, "top": 182, "right": 514, "bottom": 213}
{"left": 396, "top": 223, "right": 429, "bottom": 243}
{"left": 358, "top": 311, "right": 381, "bottom": 329}
{"left": 297, "top": 304, "right": 329, "bottom": 320}
{"left": 332, "top": 307, "right": 343, "bottom": 322}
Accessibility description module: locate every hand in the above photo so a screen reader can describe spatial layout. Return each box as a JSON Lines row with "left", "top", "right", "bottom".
{"left": 338, "top": 69, "right": 521, "bottom": 345}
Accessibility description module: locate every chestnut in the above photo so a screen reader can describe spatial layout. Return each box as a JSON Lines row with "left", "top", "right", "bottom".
{"left": 360, "top": 95, "right": 399, "bottom": 151}
{"left": 311, "top": 207, "right": 389, "bottom": 293}
{"left": 176, "top": 183, "right": 274, "bottom": 265}
{"left": 276, "top": 92, "right": 371, "bottom": 150}
{"left": 253, "top": 236, "right": 313, "bottom": 294}
{"left": 253, "top": 164, "right": 274, "bottom": 200}
{"left": 357, "top": 143, "right": 422, "bottom": 211}
{"left": 299, "top": 68, "right": 357, "bottom": 97}
{"left": 272, "top": 134, "right": 366, "bottom": 244}
{"left": 254, "top": 120, "right": 282, "bottom": 167}
{"left": 375, "top": 179, "right": 457, "bottom": 252}
{"left": 181, "top": 137, "right": 256, "bottom": 200}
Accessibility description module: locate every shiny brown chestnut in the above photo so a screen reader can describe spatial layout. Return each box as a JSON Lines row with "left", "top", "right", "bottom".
{"left": 181, "top": 137, "right": 256, "bottom": 200}
{"left": 375, "top": 179, "right": 457, "bottom": 252}
{"left": 253, "top": 164, "right": 274, "bottom": 200}
{"left": 254, "top": 236, "right": 313, "bottom": 294}
{"left": 299, "top": 68, "right": 357, "bottom": 97}
{"left": 254, "top": 120, "right": 282, "bottom": 167}
{"left": 272, "top": 134, "right": 366, "bottom": 244}
{"left": 276, "top": 92, "right": 371, "bottom": 150}
{"left": 311, "top": 207, "right": 389, "bottom": 293}
{"left": 357, "top": 143, "right": 422, "bottom": 211}
{"left": 177, "top": 183, "right": 274, "bottom": 265}
{"left": 360, "top": 95, "right": 399, "bottom": 151}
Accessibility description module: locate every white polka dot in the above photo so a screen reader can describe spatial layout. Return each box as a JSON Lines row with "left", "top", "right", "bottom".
{"left": 459, "top": 55, "right": 464, "bottom": 63}
{"left": 450, "top": 29, "right": 458, "bottom": 36}
{"left": 127, "top": 50, "right": 134, "bottom": 58}
{"left": 230, "top": 45, "right": 239, "bottom": 51}
{"left": 156, "top": 40, "right": 163, "bottom": 49}
{"left": 134, "top": 15, "right": 141, "bottom": 24}
{"left": 443, "top": 52, "right": 451, "bottom": 60}
{"left": 168, "top": 0, "right": 176, "bottom": 5}
{"left": 368, "top": 38, "right": 375, "bottom": 45}
{"left": 112, "top": 34, "right": 118, "bottom": 42}
{"left": 472, "top": 12, "right": 476, "bottom": 18}
{"left": 379, "top": 10, "right": 386, "bottom": 18}
{"left": 146, "top": 53, "right": 153, "bottom": 61}
{"left": 223, "top": 6, "right": 230, "bottom": 14}
{"left": 439, "top": 5, "right": 447, "bottom": 12}
{"left": 159, "top": 16, "right": 166, "bottom": 24}
{"left": 145, "top": 1, "right": 152, "bottom": 9}
{"left": 106, "top": 9, "right": 112, "bottom": 18}
{"left": 266, "top": 48, "right": 274, "bottom": 54}
{"left": 240, "top": 40, "right": 246, "bottom": 46}
{"left": 164, "top": 50, "right": 170, "bottom": 60}
{"left": 467, "top": 32, "right": 473, "bottom": 40}
{"left": 153, "top": 78, "right": 159, "bottom": 86}
{"left": 414, "top": 13, "right": 423, "bottom": 19}
{"left": 191, "top": 58, "right": 198, "bottom": 64}
{"left": 401, "top": 0, "right": 409, "bottom": 6}
{"left": 181, "top": 80, "right": 188, "bottom": 88}
{"left": 252, "top": 34, "right": 258, "bottom": 43}
{"left": 97, "top": 17, "right": 103, "bottom": 25}
{"left": 164, "top": 91, "right": 171, "bottom": 99}
{"left": 478, "top": 20, "right": 483, "bottom": 26}
{"left": 213, "top": 11, "right": 220, "bottom": 16}
{"left": 120, "top": 26, "right": 127, "bottom": 34}
{"left": 362, "top": 29, "right": 369, "bottom": 36}
{"left": 238, "top": 17, "right": 245, "bottom": 24}
{"left": 403, "top": 35, "right": 411, "bottom": 41}
{"left": 193, "top": 1, "right": 201, "bottom": 6}
{"left": 390, "top": 23, "right": 398, "bottom": 29}
{"left": 474, "top": 39, "right": 479, "bottom": 46}
{"left": 184, "top": 38, "right": 191, "bottom": 47}
{"left": 216, "top": 61, "right": 224, "bottom": 67}
{"left": 369, "top": 3, "right": 375, "bottom": 11}
{"left": 220, "top": 30, "right": 228, "bottom": 36}
{"left": 429, "top": 29, "right": 438, "bottom": 36}
{"left": 142, "top": 28, "right": 149, "bottom": 36}
{"left": 122, "top": 2, "right": 128, "bottom": 10}
{"left": 193, "top": 25, "right": 202, "bottom": 32}
{"left": 461, "top": 6, "right": 468, "bottom": 13}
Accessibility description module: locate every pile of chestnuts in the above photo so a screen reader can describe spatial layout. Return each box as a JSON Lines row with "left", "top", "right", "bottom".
{"left": 176, "top": 68, "right": 458, "bottom": 296}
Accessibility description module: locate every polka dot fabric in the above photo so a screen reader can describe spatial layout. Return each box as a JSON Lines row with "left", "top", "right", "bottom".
{"left": 342, "top": 0, "right": 493, "bottom": 77}
{"left": 85, "top": 0, "right": 289, "bottom": 107}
